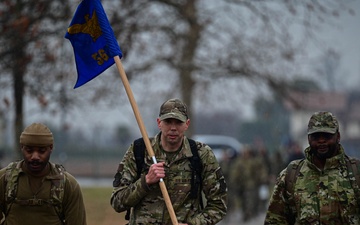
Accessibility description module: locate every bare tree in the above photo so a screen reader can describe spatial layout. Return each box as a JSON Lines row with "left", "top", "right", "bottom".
{"left": 0, "top": 0, "right": 353, "bottom": 158}
{"left": 0, "top": 0, "right": 72, "bottom": 158}
{"left": 105, "top": 0, "right": 353, "bottom": 135}
{"left": 314, "top": 49, "right": 341, "bottom": 91}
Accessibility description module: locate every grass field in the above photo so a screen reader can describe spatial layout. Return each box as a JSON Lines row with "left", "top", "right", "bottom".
{"left": 82, "top": 187, "right": 127, "bottom": 225}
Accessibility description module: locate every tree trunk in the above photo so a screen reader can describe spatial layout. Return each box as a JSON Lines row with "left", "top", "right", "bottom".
{"left": 179, "top": 0, "right": 202, "bottom": 137}
{"left": 12, "top": 43, "right": 27, "bottom": 160}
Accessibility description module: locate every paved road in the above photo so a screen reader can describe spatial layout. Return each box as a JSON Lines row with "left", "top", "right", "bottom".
{"left": 78, "top": 177, "right": 113, "bottom": 188}
{"left": 218, "top": 211, "right": 265, "bottom": 225}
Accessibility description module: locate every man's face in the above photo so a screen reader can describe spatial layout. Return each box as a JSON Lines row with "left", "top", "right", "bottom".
{"left": 157, "top": 118, "right": 189, "bottom": 147}
{"left": 22, "top": 145, "right": 52, "bottom": 174}
{"left": 308, "top": 132, "right": 340, "bottom": 159}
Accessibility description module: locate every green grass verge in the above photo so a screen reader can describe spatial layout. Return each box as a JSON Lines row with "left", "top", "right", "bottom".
{"left": 82, "top": 187, "right": 126, "bottom": 225}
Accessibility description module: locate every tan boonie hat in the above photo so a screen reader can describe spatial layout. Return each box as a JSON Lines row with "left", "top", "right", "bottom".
{"left": 307, "top": 111, "right": 339, "bottom": 135}
{"left": 20, "top": 123, "right": 54, "bottom": 146}
{"left": 159, "top": 99, "right": 188, "bottom": 122}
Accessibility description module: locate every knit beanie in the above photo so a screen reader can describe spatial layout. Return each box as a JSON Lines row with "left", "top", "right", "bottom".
{"left": 20, "top": 123, "right": 54, "bottom": 147}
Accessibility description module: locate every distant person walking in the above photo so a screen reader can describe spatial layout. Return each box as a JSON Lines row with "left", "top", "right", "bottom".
{"left": 230, "top": 145, "right": 267, "bottom": 222}
{"left": 265, "top": 112, "right": 360, "bottom": 224}
{"left": 0, "top": 123, "right": 87, "bottom": 225}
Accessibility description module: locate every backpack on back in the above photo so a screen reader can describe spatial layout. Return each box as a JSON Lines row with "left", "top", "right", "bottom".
{"left": 124, "top": 137, "right": 203, "bottom": 220}
{"left": 3, "top": 161, "right": 66, "bottom": 224}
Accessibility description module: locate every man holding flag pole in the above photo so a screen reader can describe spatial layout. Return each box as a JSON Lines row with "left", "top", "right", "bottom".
{"left": 111, "top": 98, "right": 227, "bottom": 225}
{"left": 65, "top": 0, "right": 227, "bottom": 224}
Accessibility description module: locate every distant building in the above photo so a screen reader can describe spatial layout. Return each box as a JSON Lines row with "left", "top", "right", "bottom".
{"left": 283, "top": 90, "right": 360, "bottom": 151}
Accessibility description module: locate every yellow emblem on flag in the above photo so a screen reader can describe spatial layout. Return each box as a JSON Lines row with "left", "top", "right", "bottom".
{"left": 67, "top": 10, "right": 102, "bottom": 42}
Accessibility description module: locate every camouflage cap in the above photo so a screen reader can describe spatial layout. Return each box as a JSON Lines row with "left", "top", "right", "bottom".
{"left": 20, "top": 123, "right": 54, "bottom": 146}
{"left": 159, "top": 99, "right": 188, "bottom": 122}
{"left": 307, "top": 111, "right": 339, "bottom": 135}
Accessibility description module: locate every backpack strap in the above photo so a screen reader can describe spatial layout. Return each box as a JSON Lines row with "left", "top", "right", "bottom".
{"left": 285, "top": 159, "right": 304, "bottom": 195}
{"left": 133, "top": 137, "right": 146, "bottom": 180}
{"left": 344, "top": 156, "right": 360, "bottom": 206}
{"left": 125, "top": 138, "right": 203, "bottom": 220}
{"left": 283, "top": 156, "right": 360, "bottom": 220}
{"left": 48, "top": 163, "right": 66, "bottom": 225}
{"left": 284, "top": 158, "right": 304, "bottom": 224}
{"left": 188, "top": 139, "right": 202, "bottom": 198}
{"left": 4, "top": 161, "right": 22, "bottom": 214}
{"left": 125, "top": 137, "right": 147, "bottom": 221}
{"left": 4, "top": 161, "right": 66, "bottom": 225}
{"left": 188, "top": 138, "right": 204, "bottom": 209}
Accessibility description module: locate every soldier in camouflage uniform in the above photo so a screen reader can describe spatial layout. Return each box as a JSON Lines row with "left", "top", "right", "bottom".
{"left": 264, "top": 111, "right": 360, "bottom": 225}
{"left": 111, "top": 99, "right": 227, "bottom": 225}
{"left": 0, "top": 123, "right": 87, "bottom": 225}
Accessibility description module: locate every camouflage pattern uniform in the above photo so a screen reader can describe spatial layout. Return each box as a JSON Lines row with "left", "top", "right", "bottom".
{"left": 111, "top": 133, "right": 227, "bottom": 225}
{"left": 265, "top": 145, "right": 360, "bottom": 224}
{"left": 230, "top": 146, "right": 268, "bottom": 221}
{"left": 265, "top": 111, "right": 360, "bottom": 225}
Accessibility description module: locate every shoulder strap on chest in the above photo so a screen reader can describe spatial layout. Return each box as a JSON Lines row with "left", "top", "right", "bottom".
{"left": 48, "top": 163, "right": 66, "bottom": 224}
{"left": 131, "top": 138, "right": 203, "bottom": 202}
{"left": 188, "top": 138, "right": 203, "bottom": 199}
{"left": 125, "top": 138, "right": 147, "bottom": 221}
{"left": 284, "top": 158, "right": 304, "bottom": 225}
{"left": 133, "top": 137, "right": 146, "bottom": 179}
{"left": 345, "top": 156, "right": 360, "bottom": 204}
{"left": 345, "top": 156, "right": 360, "bottom": 186}
{"left": 5, "top": 161, "right": 22, "bottom": 203}
{"left": 4, "top": 161, "right": 66, "bottom": 224}
{"left": 285, "top": 159, "right": 304, "bottom": 195}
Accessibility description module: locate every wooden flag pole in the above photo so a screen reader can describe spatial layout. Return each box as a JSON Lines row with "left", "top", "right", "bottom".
{"left": 114, "top": 56, "right": 178, "bottom": 225}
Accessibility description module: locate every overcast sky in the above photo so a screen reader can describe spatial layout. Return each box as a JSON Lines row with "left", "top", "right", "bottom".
{"left": 320, "top": 0, "right": 360, "bottom": 89}
{"left": 24, "top": 1, "right": 360, "bottom": 139}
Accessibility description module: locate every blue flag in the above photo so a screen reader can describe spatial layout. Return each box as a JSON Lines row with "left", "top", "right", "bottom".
{"left": 65, "top": 0, "right": 122, "bottom": 88}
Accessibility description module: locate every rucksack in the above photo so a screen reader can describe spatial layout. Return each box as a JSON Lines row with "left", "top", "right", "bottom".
{"left": 124, "top": 137, "right": 203, "bottom": 220}
{"left": 285, "top": 155, "right": 360, "bottom": 202}
{"left": 3, "top": 160, "right": 66, "bottom": 225}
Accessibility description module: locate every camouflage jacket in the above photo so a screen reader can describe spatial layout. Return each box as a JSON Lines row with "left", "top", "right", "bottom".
{"left": 111, "top": 133, "right": 227, "bottom": 225}
{"left": 265, "top": 145, "right": 360, "bottom": 225}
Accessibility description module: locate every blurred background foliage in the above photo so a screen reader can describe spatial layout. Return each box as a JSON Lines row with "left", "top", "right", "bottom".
{"left": 0, "top": 0, "right": 358, "bottom": 166}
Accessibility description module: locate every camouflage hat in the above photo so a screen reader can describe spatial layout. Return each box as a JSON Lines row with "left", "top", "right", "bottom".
{"left": 159, "top": 99, "right": 188, "bottom": 122}
{"left": 20, "top": 123, "right": 54, "bottom": 147}
{"left": 307, "top": 111, "right": 339, "bottom": 135}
